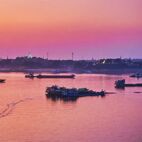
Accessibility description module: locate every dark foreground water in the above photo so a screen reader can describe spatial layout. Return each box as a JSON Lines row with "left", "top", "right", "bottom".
{"left": 0, "top": 73, "right": 142, "bottom": 142}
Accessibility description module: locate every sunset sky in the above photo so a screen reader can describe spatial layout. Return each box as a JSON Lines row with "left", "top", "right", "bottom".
{"left": 0, "top": 0, "right": 142, "bottom": 59}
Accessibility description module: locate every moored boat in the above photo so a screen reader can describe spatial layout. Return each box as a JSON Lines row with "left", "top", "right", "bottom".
{"left": 46, "top": 85, "right": 105, "bottom": 98}
{"left": 25, "top": 73, "right": 75, "bottom": 79}
{"left": 36, "top": 74, "right": 75, "bottom": 79}
{"left": 115, "top": 79, "right": 142, "bottom": 88}
{"left": 25, "top": 73, "right": 35, "bottom": 78}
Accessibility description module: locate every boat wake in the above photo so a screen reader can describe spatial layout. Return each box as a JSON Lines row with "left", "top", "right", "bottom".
{"left": 0, "top": 98, "right": 33, "bottom": 119}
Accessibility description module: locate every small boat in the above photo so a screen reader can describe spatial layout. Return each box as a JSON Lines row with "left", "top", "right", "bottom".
{"left": 25, "top": 73, "right": 35, "bottom": 78}
{"left": 0, "top": 79, "right": 6, "bottom": 83}
{"left": 46, "top": 85, "right": 105, "bottom": 98}
{"left": 115, "top": 79, "right": 142, "bottom": 88}
{"left": 130, "top": 73, "right": 142, "bottom": 78}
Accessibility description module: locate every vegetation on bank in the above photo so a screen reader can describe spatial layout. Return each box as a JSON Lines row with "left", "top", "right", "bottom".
{"left": 0, "top": 56, "right": 142, "bottom": 73}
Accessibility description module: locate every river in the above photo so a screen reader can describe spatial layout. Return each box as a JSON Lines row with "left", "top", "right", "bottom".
{"left": 0, "top": 73, "right": 142, "bottom": 142}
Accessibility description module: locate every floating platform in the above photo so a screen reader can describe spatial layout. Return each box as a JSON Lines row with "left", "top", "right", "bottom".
{"left": 125, "top": 84, "right": 142, "bottom": 87}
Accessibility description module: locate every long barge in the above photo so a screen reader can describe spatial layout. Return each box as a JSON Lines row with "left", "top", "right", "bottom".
{"left": 25, "top": 73, "right": 75, "bottom": 79}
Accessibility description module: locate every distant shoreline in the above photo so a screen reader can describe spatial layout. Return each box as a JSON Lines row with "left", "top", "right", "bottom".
{"left": 0, "top": 68, "right": 142, "bottom": 75}
{"left": 0, "top": 57, "right": 142, "bottom": 75}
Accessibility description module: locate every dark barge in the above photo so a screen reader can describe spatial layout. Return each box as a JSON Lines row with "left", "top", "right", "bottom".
{"left": 37, "top": 74, "right": 75, "bottom": 79}
{"left": 115, "top": 79, "right": 142, "bottom": 88}
{"left": 25, "top": 73, "right": 75, "bottom": 79}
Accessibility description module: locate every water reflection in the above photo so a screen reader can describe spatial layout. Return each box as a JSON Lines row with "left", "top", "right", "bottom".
{"left": 0, "top": 73, "right": 142, "bottom": 142}
{"left": 45, "top": 93, "right": 106, "bottom": 103}
{"left": 0, "top": 98, "right": 33, "bottom": 119}
{"left": 46, "top": 95, "right": 79, "bottom": 102}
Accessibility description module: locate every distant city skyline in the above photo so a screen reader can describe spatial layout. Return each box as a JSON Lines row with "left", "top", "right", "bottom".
{"left": 1, "top": 51, "right": 142, "bottom": 60}
{"left": 0, "top": 0, "right": 142, "bottom": 59}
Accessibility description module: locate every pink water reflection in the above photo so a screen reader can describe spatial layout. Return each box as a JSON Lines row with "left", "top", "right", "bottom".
{"left": 0, "top": 73, "right": 142, "bottom": 142}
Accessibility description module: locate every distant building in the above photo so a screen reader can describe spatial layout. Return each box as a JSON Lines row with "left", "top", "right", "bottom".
{"left": 27, "top": 52, "right": 33, "bottom": 59}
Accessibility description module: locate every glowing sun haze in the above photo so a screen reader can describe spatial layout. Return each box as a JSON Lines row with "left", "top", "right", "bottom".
{"left": 0, "top": 0, "right": 142, "bottom": 59}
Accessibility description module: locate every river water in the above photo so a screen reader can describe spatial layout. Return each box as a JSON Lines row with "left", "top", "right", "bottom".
{"left": 0, "top": 73, "right": 142, "bottom": 142}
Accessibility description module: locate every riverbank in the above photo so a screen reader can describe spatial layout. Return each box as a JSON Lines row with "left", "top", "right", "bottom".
{"left": 0, "top": 68, "right": 142, "bottom": 74}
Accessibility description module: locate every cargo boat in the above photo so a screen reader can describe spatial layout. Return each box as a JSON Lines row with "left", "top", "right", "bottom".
{"left": 115, "top": 79, "right": 142, "bottom": 88}
{"left": 37, "top": 74, "right": 75, "bottom": 79}
{"left": 46, "top": 85, "right": 105, "bottom": 98}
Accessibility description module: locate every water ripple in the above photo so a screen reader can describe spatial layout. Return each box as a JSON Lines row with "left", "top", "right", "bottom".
{"left": 0, "top": 98, "right": 33, "bottom": 119}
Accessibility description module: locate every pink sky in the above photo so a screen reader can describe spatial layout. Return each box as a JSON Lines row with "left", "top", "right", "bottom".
{"left": 0, "top": 0, "right": 142, "bottom": 59}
